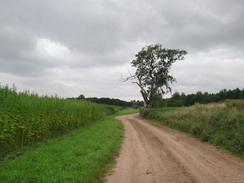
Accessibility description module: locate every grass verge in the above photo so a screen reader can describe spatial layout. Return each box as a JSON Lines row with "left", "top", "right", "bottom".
{"left": 0, "top": 118, "right": 121, "bottom": 182}
{"left": 112, "top": 108, "right": 139, "bottom": 116}
{"left": 140, "top": 100, "right": 244, "bottom": 159}
{"left": 0, "top": 108, "right": 138, "bottom": 183}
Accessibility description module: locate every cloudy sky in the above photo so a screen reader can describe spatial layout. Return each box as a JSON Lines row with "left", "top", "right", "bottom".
{"left": 0, "top": 0, "right": 243, "bottom": 101}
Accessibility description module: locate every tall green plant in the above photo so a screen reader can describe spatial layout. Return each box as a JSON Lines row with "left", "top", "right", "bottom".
{"left": 0, "top": 84, "right": 123, "bottom": 159}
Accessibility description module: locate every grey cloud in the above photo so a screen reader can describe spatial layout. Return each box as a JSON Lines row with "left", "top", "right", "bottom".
{"left": 0, "top": 0, "right": 243, "bottom": 99}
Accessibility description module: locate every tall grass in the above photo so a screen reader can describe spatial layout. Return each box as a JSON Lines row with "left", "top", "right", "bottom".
{"left": 0, "top": 84, "right": 122, "bottom": 159}
{"left": 140, "top": 100, "right": 244, "bottom": 158}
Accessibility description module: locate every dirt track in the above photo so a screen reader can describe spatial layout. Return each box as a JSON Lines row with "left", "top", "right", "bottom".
{"left": 106, "top": 113, "right": 244, "bottom": 183}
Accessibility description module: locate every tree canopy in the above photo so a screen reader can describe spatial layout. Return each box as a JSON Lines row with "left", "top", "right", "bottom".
{"left": 126, "top": 44, "right": 187, "bottom": 108}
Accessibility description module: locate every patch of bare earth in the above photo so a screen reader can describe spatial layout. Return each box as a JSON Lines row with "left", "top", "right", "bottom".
{"left": 106, "top": 113, "right": 244, "bottom": 183}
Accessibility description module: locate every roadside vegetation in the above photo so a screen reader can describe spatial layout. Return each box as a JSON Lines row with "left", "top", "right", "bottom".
{"left": 0, "top": 84, "right": 123, "bottom": 160}
{"left": 0, "top": 116, "right": 122, "bottom": 182}
{"left": 112, "top": 108, "right": 139, "bottom": 116}
{"left": 0, "top": 108, "right": 138, "bottom": 183}
{"left": 0, "top": 83, "right": 138, "bottom": 182}
{"left": 140, "top": 100, "right": 244, "bottom": 159}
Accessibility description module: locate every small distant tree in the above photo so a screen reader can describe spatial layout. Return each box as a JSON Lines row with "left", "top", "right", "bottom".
{"left": 77, "top": 94, "right": 85, "bottom": 100}
{"left": 123, "top": 44, "right": 187, "bottom": 108}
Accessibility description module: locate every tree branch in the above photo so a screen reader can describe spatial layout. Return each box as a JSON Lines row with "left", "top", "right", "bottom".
{"left": 119, "top": 69, "right": 136, "bottom": 82}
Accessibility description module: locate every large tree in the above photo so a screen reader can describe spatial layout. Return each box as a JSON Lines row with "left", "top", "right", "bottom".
{"left": 125, "top": 44, "right": 187, "bottom": 108}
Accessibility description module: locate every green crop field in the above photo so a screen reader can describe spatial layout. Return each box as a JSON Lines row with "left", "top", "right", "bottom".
{"left": 0, "top": 84, "right": 123, "bottom": 160}
{"left": 0, "top": 84, "right": 140, "bottom": 182}
{"left": 140, "top": 100, "right": 244, "bottom": 159}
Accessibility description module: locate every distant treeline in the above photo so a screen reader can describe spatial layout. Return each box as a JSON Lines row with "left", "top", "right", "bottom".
{"left": 85, "top": 97, "right": 129, "bottom": 107}
{"left": 157, "top": 88, "right": 244, "bottom": 107}
{"left": 72, "top": 95, "right": 144, "bottom": 108}
{"left": 72, "top": 88, "right": 244, "bottom": 108}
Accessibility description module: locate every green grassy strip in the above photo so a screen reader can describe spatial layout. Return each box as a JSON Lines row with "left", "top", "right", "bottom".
{"left": 112, "top": 108, "right": 139, "bottom": 116}
{"left": 140, "top": 100, "right": 244, "bottom": 159}
{"left": 0, "top": 119, "right": 118, "bottom": 182}
{"left": 0, "top": 109, "right": 138, "bottom": 183}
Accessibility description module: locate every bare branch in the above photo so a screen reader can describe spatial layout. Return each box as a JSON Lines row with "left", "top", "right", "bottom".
{"left": 119, "top": 70, "right": 136, "bottom": 82}
{"left": 128, "top": 69, "right": 134, "bottom": 77}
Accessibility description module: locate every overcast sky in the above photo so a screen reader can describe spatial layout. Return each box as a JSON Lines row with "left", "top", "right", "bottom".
{"left": 0, "top": 0, "right": 243, "bottom": 101}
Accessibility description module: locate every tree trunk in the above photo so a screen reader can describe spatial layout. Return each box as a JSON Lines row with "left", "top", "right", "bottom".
{"left": 140, "top": 90, "right": 150, "bottom": 108}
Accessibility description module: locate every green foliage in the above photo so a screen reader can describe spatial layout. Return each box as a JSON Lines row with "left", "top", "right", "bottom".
{"left": 157, "top": 88, "right": 244, "bottom": 108}
{"left": 0, "top": 84, "right": 123, "bottom": 159}
{"left": 85, "top": 97, "right": 130, "bottom": 107}
{"left": 140, "top": 100, "right": 244, "bottom": 158}
{"left": 0, "top": 116, "right": 124, "bottom": 183}
{"left": 130, "top": 44, "right": 187, "bottom": 108}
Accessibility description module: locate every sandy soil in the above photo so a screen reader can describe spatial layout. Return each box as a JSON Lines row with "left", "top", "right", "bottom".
{"left": 106, "top": 113, "right": 244, "bottom": 183}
